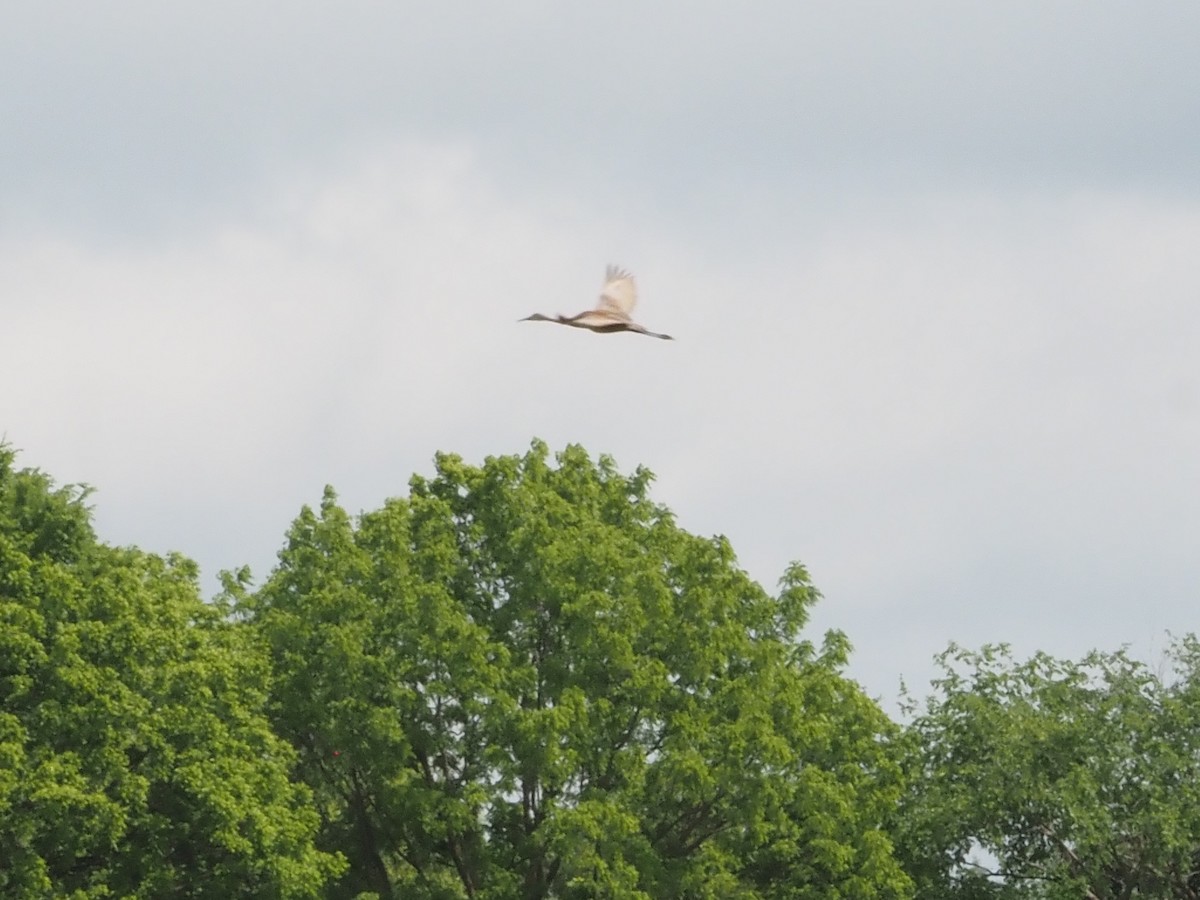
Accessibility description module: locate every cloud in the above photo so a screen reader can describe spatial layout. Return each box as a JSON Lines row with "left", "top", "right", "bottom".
{"left": 4, "top": 2, "right": 1199, "bottom": 239}
{"left": 3, "top": 139, "right": 1198, "bottom": 707}
{"left": 3, "top": 1, "right": 1199, "bottom": 711}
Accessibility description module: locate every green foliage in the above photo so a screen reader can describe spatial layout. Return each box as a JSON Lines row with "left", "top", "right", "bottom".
{"left": 0, "top": 444, "right": 343, "bottom": 897}
{"left": 895, "top": 640, "right": 1200, "bottom": 899}
{"left": 241, "top": 440, "right": 912, "bottom": 899}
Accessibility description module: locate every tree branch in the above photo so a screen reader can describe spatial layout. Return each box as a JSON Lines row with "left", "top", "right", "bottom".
{"left": 1039, "top": 823, "right": 1101, "bottom": 900}
{"left": 444, "top": 834, "right": 477, "bottom": 899}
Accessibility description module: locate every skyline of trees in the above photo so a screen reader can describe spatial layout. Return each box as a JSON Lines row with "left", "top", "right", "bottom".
{"left": 2, "top": 440, "right": 1196, "bottom": 898}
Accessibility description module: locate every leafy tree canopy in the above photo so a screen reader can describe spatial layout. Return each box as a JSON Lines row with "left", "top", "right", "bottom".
{"left": 895, "top": 639, "right": 1200, "bottom": 900}
{"left": 236, "top": 439, "right": 912, "bottom": 899}
{"left": 0, "top": 444, "right": 343, "bottom": 898}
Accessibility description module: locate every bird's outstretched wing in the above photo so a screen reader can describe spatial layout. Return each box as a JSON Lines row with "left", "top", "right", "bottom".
{"left": 597, "top": 265, "right": 637, "bottom": 315}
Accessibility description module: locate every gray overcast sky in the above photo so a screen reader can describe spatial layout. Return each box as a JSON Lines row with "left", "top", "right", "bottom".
{"left": 2, "top": 2, "right": 1198, "bottom": 708}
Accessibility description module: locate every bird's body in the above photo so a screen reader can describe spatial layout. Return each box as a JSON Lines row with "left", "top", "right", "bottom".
{"left": 520, "top": 265, "right": 673, "bottom": 340}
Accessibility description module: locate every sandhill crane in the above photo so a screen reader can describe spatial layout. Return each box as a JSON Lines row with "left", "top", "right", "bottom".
{"left": 520, "top": 265, "right": 673, "bottom": 340}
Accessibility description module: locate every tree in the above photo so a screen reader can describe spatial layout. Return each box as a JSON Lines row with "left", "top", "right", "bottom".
{"left": 0, "top": 445, "right": 343, "bottom": 898}
{"left": 238, "top": 440, "right": 912, "bottom": 899}
{"left": 894, "top": 639, "right": 1200, "bottom": 899}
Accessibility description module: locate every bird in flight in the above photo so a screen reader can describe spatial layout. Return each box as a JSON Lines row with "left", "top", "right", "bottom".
{"left": 520, "top": 265, "right": 673, "bottom": 340}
